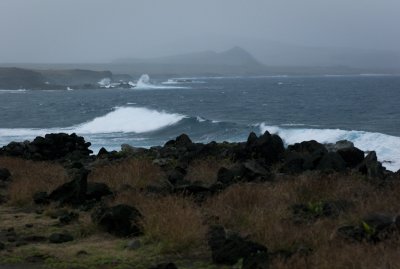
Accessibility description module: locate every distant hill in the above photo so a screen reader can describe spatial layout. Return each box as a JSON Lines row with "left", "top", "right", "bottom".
{"left": 108, "top": 47, "right": 268, "bottom": 75}
{"left": 0, "top": 68, "right": 46, "bottom": 89}
{"left": 1, "top": 46, "right": 398, "bottom": 78}
{"left": 0, "top": 68, "right": 113, "bottom": 89}
{"left": 40, "top": 69, "right": 112, "bottom": 86}
{"left": 114, "top": 47, "right": 263, "bottom": 67}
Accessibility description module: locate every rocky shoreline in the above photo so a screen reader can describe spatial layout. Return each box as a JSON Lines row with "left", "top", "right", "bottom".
{"left": 0, "top": 132, "right": 399, "bottom": 269}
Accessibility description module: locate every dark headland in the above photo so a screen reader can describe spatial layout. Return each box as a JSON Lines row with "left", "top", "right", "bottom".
{"left": 0, "top": 132, "right": 399, "bottom": 268}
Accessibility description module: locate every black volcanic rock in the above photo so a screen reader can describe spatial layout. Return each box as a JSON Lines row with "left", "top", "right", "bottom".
{"left": 48, "top": 168, "right": 89, "bottom": 206}
{"left": 49, "top": 233, "right": 74, "bottom": 244}
{"left": 33, "top": 192, "right": 50, "bottom": 205}
{"left": 207, "top": 225, "right": 268, "bottom": 266}
{"left": 165, "top": 134, "right": 193, "bottom": 149}
{"left": 236, "top": 131, "right": 284, "bottom": 165}
{"left": 0, "top": 133, "right": 92, "bottom": 160}
{"left": 149, "top": 263, "right": 178, "bottom": 269}
{"left": 91, "top": 204, "right": 143, "bottom": 237}
{"left": 337, "top": 146, "right": 365, "bottom": 168}
{"left": 358, "top": 151, "right": 385, "bottom": 179}
{"left": 316, "top": 152, "right": 346, "bottom": 172}
{"left": 0, "top": 168, "right": 11, "bottom": 182}
{"left": 288, "top": 140, "right": 328, "bottom": 155}
{"left": 86, "top": 182, "right": 112, "bottom": 201}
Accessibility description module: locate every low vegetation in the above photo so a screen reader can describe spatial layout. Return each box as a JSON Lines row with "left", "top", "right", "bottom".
{"left": 1, "top": 132, "right": 400, "bottom": 268}
{"left": 88, "top": 158, "right": 165, "bottom": 190}
{"left": 0, "top": 156, "right": 68, "bottom": 205}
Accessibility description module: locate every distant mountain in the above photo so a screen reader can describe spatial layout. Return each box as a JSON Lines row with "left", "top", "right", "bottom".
{"left": 1, "top": 45, "right": 398, "bottom": 78}
{"left": 243, "top": 41, "right": 400, "bottom": 70}
{"left": 114, "top": 47, "right": 263, "bottom": 67}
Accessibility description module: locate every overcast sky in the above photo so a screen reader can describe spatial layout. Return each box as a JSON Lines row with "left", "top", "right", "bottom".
{"left": 0, "top": 0, "right": 399, "bottom": 63}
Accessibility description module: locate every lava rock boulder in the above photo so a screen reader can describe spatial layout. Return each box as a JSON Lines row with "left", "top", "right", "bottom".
{"left": 91, "top": 204, "right": 143, "bottom": 237}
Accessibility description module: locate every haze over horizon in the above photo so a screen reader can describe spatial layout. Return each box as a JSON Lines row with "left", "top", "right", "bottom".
{"left": 0, "top": 0, "right": 399, "bottom": 68}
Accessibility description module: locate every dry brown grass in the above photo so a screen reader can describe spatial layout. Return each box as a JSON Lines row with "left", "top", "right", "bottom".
{"left": 88, "top": 158, "right": 165, "bottom": 190}
{"left": 204, "top": 172, "right": 400, "bottom": 268}
{"left": 3, "top": 153, "right": 400, "bottom": 268}
{"left": 0, "top": 156, "right": 68, "bottom": 205}
{"left": 114, "top": 191, "right": 207, "bottom": 254}
{"left": 185, "top": 157, "right": 233, "bottom": 185}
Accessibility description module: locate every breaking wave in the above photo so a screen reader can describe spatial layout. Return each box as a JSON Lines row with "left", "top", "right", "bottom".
{"left": 135, "top": 74, "right": 189, "bottom": 90}
{"left": 74, "top": 107, "right": 186, "bottom": 133}
{"left": 0, "top": 107, "right": 186, "bottom": 138}
{"left": 260, "top": 123, "right": 400, "bottom": 172}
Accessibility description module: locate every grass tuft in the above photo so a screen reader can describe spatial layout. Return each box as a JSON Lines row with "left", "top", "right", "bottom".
{"left": 0, "top": 156, "right": 68, "bottom": 205}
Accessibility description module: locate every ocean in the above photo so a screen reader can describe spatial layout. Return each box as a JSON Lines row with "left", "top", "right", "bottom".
{"left": 0, "top": 74, "right": 399, "bottom": 171}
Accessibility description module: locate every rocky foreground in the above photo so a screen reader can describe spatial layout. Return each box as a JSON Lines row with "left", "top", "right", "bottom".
{"left": 0, "top": 132, "right": 400, "bottom": 269}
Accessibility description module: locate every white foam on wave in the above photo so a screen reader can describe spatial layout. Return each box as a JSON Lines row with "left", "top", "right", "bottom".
{"left": 162, "top": 79, "right": 180, "bottom": 85}
{"left": 135, "top": 74, "right": 189, "bottom": 90}
{"left": 0, "top": 107, "right": 186, "bottom": 141}
{"left": 74, "top": 107, "right": 185, "bottom": 133}
{"left": 196, "top": 116, "right": 206, "bottom": 122}
{"left": 259, "top": 123, "right": 400, "bottom": 172}
{"left": 0, "top": 89, "right": 28, "bottom": 94}
{"left": 162, "top": 79, "right": 206, "bottom": 85}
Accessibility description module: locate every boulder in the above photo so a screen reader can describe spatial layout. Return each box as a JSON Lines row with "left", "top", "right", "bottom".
{"left": 86, "top": 182, "right": 112, "bottom": 201}
{"left": 207, "top": 225, "right": 268, "bottom": 265}
{"left": 0, "top": 168, "right": 11, "bottom": 181}
{"left": 167, "top": 167, "right": 187, "bottom": 185}
{"left": 97, "top": 147, "right": 109, "bottom": 156}
{"left": 316, "top": 152, "right": 346, "bottom": 172}
{"left": 49, "top": 233, "right": 74, "bottom": 244}
{"left": 358, "top": 151, "right": 385, "bottom": 179}
{"left": 22, "top": 235, "right": 47, "bottom": 243}
{"left": 165, "top": 134, "right": 193, "bottom": 149}
{"left": 325, "top": 140, "right": 354, "bottom": 152}
{"left": 59, "top": 212, "right": 79, "bottom": 225}
{"left": 280, "top": 152, "right": 306, "bottom": 174}
{"left": 288, "top": 140, "right": 327, "bottom": 155}
{"left": 337, "top": 147, "right": 365, "bottom": 168}
{"left": 91, "top": 204, "right": 143, "bottom": 237}
{"left": 195, "top": 141, "right": 236, "bottom": 160}
{"left": 217, "top": 166, "right": 240, "bottom": 185}
{"left": 149, "top": 263, "right": 178, "bottom": 269}
{"left": 49, "top": 168, "right": 89, "bottom": 206}
{"left": 0, "top": 133, "right": 92, "bottom": 160}
{"left": 217, "top": 161, "right": 272, "bottom": 185}
{"left": 241, "top": 131, "right": 284, "bottom": 165}
{"left": 121, "top": 144, "right": 147, "bottom": 155}
{"left": 243, "top": 252, "right": 269, "bottom": 269}
{"left": 282, "top": 140, "right": 328, "bottom": 173}
{"left": 126, "top": 239, "right": 141, "bottom": 250}
{"left": 242, "top": 160, "right": 272, "bottom": 180}
{"left": 0, "top": 195, "right": 7, "bottom": 204}
{"left": 33, "top": 191, "right": 50, "bottom": 205}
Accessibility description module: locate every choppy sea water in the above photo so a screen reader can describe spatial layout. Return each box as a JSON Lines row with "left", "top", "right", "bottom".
{"left": 0, "top": 74, "right": 399, "bottom": 171}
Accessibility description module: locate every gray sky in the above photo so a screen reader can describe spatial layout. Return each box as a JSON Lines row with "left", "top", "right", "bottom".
{"left": 0, "top": 0, "right": 399, "bottom": 63}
